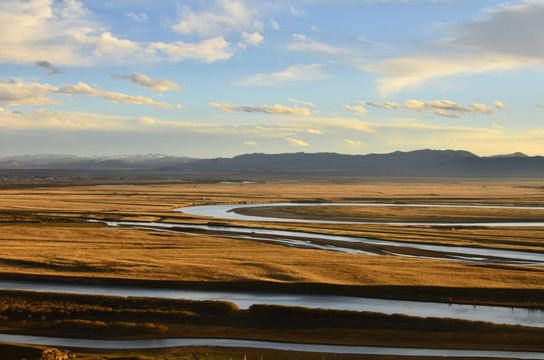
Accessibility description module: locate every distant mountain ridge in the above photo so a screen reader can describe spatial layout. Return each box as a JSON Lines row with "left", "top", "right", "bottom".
{"left": 0, "top": 150, "right": 543, "bottom": 177}
{"left": 0, "top": 154, "right": 196, "bottom": 169}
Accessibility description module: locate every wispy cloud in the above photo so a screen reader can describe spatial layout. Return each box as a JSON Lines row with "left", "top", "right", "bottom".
{"left": 364, "top": 1, "right": 544, "bottom": 94}
{"left": 0, "top": 79, "right": 182, "bottom": 108}
{"left": 210, "top": 102, "right": 311, "bottom": 116}
{"left": 342, "top": 104, "right": 368, "bottom": 116}
{"left": 126, "top": 12, "right": 148, "bottom": 22}
{"left": 110, "top": 73, "right": 181, "bottom": 91}
{"left": 365, "top": 55, "right": 531, "bottom": 96}
{"left": 270, "top": 19, "right": 280, "bottom": 30}
{"left": 364, "top": 101, "right": 400, "bottom": 110}
{"left": 287, "top": 137, "right": 309, "bottom": 146}
{"left": 289, "top": 98, "right": 316, "bottom": 107}
{"left": 57, "top": 82, "right": 182, "bottom": 108}
{"left": 403, "top": 99, "right": 492, "bottom": 117}
{"left": 306, "top": 128, "right": 322, "bottom": 134}
{"left": 286, "top": 34, "right": 352, "bottom": 56}
{"left": 345, "top": 139, "right": 363, "bottom": 146}
{"left": 343, "top": 99, "right": 501, "bottom": 118}
{"left": 173, "top": 0, "right": 261, "bottom": 37}
{"left": 238, "top": 63, "right": 325, "bottom": 86}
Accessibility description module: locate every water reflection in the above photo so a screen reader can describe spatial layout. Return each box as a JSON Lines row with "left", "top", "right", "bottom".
{"left": 0, "top": 280, "right": 542, "bottom": 327}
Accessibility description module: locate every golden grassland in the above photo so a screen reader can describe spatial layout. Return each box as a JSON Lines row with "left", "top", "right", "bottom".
{"left": 1, "top": 177, "right": 544, "bottom": 358}
{"left": 0, "top": 179, "right": 543, "bottom": 292}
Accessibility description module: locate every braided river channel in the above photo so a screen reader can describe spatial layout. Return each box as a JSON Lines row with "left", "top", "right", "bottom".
{"left": 2, "top": 202, "right": 543, "bottom": 355}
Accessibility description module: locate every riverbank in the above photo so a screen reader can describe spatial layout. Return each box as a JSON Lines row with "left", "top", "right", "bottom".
{"left": 1, "top": 290, "right": 543, "bottom": 353}
{"left": 1, "top": 272, "right": 544, "bottom": 309}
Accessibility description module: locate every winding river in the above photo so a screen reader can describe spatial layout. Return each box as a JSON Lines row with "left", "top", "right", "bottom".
{"left": 2, "top": 201, "right": 544, "bottom": 354}
{"left": 166, "top": 202, "right": 544, "bottom": 266}
{"left": 177, "top": 202, "right": 544, "bottom": 226}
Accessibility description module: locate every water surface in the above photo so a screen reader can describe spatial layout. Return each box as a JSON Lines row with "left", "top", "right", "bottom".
{"left": 1, "top": 280, "right": 542, "bottom": 327}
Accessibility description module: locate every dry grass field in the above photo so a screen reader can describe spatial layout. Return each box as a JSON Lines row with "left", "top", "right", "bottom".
{"left": 1, "top": 177, "right": 544, "bottom": 358}
{"left": 0, "top": 178, "right": 543, "bottom": 294}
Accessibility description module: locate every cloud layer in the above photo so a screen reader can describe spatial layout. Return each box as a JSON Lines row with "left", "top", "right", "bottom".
{"left": 365, "top": 1, "right": 544, "bottom": 95}
{"left": 343, "top": 99, "right": 502, "bottom": 118}
{"left": 210, "top": 102, "right": 311, "bottom": 116}
{"left": 0, "top": 79, "right": 182, "bottom": 108}
{"left": 0, "top": 0, "right": 234, "bottom": 65}
{"left": 110, "top": 73, "right": 181, "bottom": 91}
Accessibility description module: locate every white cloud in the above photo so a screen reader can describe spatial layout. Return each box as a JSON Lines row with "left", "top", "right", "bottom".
{"left": 126, "top": 12, "right": 148, "bottom": 22}
{"left": 306, "top": 128, "right": 322, "bottom": 134}
{"left": 402, "top": 99, "right": 492, "bottom": 117}
{"left": 345, "top": 139, "right": 363, "bottom": 146}
{"left": 245, "top": 140, "right": 258, "bottom": 145}
{"left": 57, "top": 82, "right": 182, "bottom": 109}
{"left": 110, "top": 73, "right": 181, "bottom": 91}
{"left": 364, "top": 101, "right": 400, "bottom": 110}
{"left": 342, "top": 104, "right": 368, "bottom": 116}
{"left": 238, "top": 31, "right": 264, "bottom": 49}
{"left": 287, "top": 137, "right": 309, "bottom": 146}
{"left": 286, "top": 34, "right": 352, "bottom": 56}
{"left": 210, "top": 102, "right": 311, "bottom": 116}
{"left": 238, "top": 63, "right": 325, "bottom": 86}
{"left": 0, "top": 80, "right": 60, "bottom": 106}
{"left": 146, "top": 37, "right": 233, "bottom": 64}
{"left": 365, "top": 55, "right": 534, "bottom": 96}
{"left": 352, "top": 99, "right": 500, "bottom": 118}
{"left": 173, "top": 0, "right": 261, "bottom": 37}
{"left": 139, "top": 116, "right": 156, "bottom": 125}
{"left": 364, "top": 1, "right": 544, "bottom": 94}
{"left": 0, "top": 79, "right": 182, "bottom": 108}
{"left": 0, "top": 0, "right": 234, "bottom": 65}
{"left": 493, "top": 100, "right": 505, "bottom": 109}
{"left": 289, "top": 98, "right": 316, "bottom": 107}
{"left": 270, "top": 19, "right": 279, "bottom": 30}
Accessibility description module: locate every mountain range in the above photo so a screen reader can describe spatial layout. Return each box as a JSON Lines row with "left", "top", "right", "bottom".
{"left": 0, "top": 150, "right": 542, "bottom": 177}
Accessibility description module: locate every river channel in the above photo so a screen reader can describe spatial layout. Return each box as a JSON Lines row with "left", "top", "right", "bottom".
{"left": 1, "top": 334, "right": 544, "bottom": 359}
{"left": 1, "top": 280, "right": 543, "bottom": 327}
{"left": 3, "top": 202, "right": 544, "bottom": 354}
{"left": 177, "top": 202, "right": 544, "bottom": 226}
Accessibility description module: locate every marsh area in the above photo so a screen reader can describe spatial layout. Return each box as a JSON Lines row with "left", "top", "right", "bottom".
{"left": 0, "top": 175, "right": 543, "bottom": 359}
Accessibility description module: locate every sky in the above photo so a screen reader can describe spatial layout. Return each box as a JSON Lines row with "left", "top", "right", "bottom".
{"left": 1, "top": 0, "right": 544, "bottom": 158}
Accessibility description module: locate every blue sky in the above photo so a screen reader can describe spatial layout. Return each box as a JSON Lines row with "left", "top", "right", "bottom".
{"left": 1, "top": 0, "right": 543, "bottom": 158}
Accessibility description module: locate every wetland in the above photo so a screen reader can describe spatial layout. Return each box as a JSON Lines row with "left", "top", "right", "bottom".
{"left": 0, "top": 175, "right": 543, "bottom": 358}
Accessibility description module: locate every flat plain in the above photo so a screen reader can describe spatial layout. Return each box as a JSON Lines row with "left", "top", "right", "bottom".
{"left": 0, "top": 176, "right": 543, "bottom": 359}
